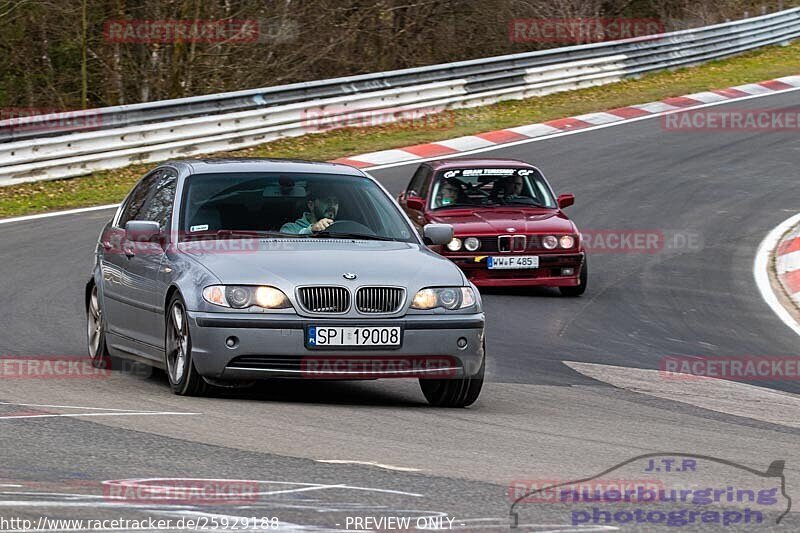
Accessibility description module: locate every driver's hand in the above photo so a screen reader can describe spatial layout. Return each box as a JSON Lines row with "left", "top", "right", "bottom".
{"left": 311, "top": 218, "right": 334, "bottom": 232}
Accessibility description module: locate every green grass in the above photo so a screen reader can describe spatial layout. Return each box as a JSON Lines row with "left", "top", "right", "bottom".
{"left": 1, "top": 40, "right": 799, "bottom": 219}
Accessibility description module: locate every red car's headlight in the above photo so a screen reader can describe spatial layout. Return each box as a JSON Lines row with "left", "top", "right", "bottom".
{"left": 446, "top": 237, "right": 462, "bottom": 252}
{"left": 464, "top": 237, "right": 481, "bottom": 251}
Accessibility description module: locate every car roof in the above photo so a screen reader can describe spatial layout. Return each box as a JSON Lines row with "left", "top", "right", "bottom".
{"left": 163, "top": 158, "right": 367, "bottom": 176}
{"left": 425, "top": 158, "right": 537, "bottom": 171}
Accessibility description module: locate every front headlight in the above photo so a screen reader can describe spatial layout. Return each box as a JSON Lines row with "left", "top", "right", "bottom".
{"left": 411, "top": 287, "right": 476, "bottom": 310}
{"left": 542, "top": 235, "right": 558, "bottom": 249}
{"left": 446, "top": 237, "right": 463, "bottom": 252}
{"left": 560, "top": 235, "right": 575, "bottom": 249}
{"left": 202, "top": 285, "right": 292, "bottom": 309}
{"left": 464, "top": 237, "right": 481, "bottom": 252}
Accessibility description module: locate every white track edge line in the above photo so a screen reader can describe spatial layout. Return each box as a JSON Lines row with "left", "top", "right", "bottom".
{"left": 0, "top": 203, "right": 118, "bottom": 225}
{"left": 753, "top": 212, "right": 800, "bottom": 337}
{"left": 366, "top": 85, "right": 800, "bottom": 171}
{"left": 0, "top": 412, "right": 200, "bottom": 420}
{"left": 0, "top": 401, "right": 179, "bottom": 412}
{"left": 2, "top": 84, "right": 800, "bottom": 225}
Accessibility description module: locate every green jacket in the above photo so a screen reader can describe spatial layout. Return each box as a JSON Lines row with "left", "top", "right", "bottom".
{"left": 280, "top": 212, "right": 314, "bottom": 235}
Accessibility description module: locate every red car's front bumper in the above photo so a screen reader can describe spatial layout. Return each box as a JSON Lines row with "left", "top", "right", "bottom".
{"left": 446, "top": 252, "right": 585, "bottom": 288}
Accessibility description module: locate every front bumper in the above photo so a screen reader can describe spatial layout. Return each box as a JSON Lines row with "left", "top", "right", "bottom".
{"left": 446, "top": 252, "right": 585, "bottom": 287}
{"left": 187, "top": 311, "right": 485, "bottom": 380}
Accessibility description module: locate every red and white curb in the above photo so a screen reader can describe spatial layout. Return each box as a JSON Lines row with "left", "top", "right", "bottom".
{"left": 775, "top": 222, "right": 800, "bottom": 306}
{"left": 755, "top": 213, "right": 800, "bottom": 338}
{"left": 332, "top": 75, "right": 800, "bottom": 168}
{"left": 3, "top": 74, "right": 800, "bottom": 227}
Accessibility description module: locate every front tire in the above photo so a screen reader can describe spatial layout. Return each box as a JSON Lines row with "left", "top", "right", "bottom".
{"left": 165, "top": 294, "right": 207, "bottom": 396}
{"left": 559, "top": 257, "right": 587, "bottom": 297}
{"left": 87, "top": 284, "right": 110, "bottom": 368}
{"left": 419, "top": 353, "right": 484, "bottom": 408}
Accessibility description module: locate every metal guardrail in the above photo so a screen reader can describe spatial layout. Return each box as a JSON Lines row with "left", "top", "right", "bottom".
{"left": 1, "top": 8, "right": 798, "bottom": 185}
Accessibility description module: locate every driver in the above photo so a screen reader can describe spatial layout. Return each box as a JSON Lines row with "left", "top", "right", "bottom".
{"left": 280, "top": 183, "right": 339, "bottom": 234}
{"left": 434, "top": 178, "right": 462, "bottom": 208}
{"left": 503, "top": 174, "right": 526, "bottom": 198}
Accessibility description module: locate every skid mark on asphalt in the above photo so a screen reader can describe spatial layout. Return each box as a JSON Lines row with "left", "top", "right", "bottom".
{"left": 315, "top": 460, "right": 421, "bottom": 472}
{"left": 564, "top": 361, "right": 800, "bottom": 428}
{"left": 103, "top": 478, "right": 424, "bottom": 498}
{"left": 0, "top": 401, "right": 200, "bottom": 420}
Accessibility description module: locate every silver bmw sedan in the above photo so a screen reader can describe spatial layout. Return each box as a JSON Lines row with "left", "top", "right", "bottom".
{"left": 86, "top": 159, "right": 485, "bottom": 407}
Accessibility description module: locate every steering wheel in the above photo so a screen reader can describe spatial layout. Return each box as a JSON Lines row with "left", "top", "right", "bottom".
{"left": 323, "top": 220, "right": 376, "bottom": 236}
{"left": 465, "top": 181, "right": 488, "bottom": 197}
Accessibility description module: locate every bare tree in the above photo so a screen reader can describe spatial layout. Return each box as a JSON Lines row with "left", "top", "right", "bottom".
{"left": 0, "top": 0, "right": 796, "bottom": 110}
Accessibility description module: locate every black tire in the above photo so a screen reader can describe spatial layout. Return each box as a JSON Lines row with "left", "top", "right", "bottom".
{"left": 87, "top": 284, "right": 111, "bottom": 369}
{"left": 165, "top": 293, "right": 207, "bottom": 396}
{"left": 559, "top": 257, "right": 588, "bottom": 297}
{"left": 419, "top": 352, "right": 485, "bottom": 408}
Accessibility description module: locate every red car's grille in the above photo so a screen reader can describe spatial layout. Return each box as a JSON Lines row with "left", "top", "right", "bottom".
{"left": 497, "top": 235, "right": 527, "bottom": 252}
{"left": 478, "top": 235, "right": 557, "bottom": 252}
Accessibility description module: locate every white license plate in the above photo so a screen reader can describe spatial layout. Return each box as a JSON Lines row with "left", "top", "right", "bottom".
{"left": 307, "top": 326, "right": 401, "bottom": 347}
{"left": 488, "top": 255, "right": 539, "bottom": 269}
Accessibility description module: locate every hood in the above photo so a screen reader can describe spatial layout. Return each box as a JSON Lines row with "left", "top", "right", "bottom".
{"left": 176, "top": 238, "right": 465, "bottom": 291}
{"left": 429, "top": 208, "right": 576, "bottom": 235}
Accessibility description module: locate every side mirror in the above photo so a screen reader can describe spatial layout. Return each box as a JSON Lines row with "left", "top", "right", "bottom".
{"left": 406, "top": 195, "right": 425, "bottom": 211}
{"left": 125, "top": 220, "right": 161, "bottom": 243}
{"left": 423, "top": 223, "right": 454, "bottom": 246}
{"left": 557, "top": 193, "right": 575, "bottom": 209}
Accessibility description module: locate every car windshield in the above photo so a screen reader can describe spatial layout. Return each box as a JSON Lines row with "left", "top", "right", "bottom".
{"left": 180, "top": 172, "right": 416, "bottom": 242}
{"left": 430, "top": 167, "right": 556, "bottom": 210}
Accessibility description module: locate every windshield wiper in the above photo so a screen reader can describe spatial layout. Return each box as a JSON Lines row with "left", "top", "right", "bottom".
{"left": 501, "top": 200, "right": 545, "bottom": 207}
{"left": 315, "top": 230, "right": 395, "bottom": 241}
{"left": 434, "top": 203, "right": 476, "bottom": 210}
{"left": 185, "top": 230, "right": 292, "bottom": 241}
{"left": 218, "top": 230, "right": 291, "bottom": 238}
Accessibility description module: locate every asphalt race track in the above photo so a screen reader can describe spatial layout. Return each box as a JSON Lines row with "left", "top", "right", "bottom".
{"left": 0, "top": 91, "right": 799, "bottom": 531}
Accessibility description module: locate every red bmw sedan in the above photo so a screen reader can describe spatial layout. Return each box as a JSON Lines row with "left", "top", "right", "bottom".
{"left": 398, "top": 159, "right": 586, "bottom": 295}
